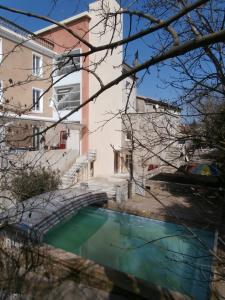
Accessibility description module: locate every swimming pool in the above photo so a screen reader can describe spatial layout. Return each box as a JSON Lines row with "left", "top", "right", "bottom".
{"left": 43, "top": 206, "right": 215, "bottom": 299}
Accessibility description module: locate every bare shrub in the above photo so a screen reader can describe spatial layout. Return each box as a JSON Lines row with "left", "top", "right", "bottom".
{"left": 10, "top": 167, "right": 61, "bottom": 202}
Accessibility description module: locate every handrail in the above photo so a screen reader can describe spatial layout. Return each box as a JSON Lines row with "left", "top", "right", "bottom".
{"left": 0, "top": 16, "right": 54, "bottom": 50}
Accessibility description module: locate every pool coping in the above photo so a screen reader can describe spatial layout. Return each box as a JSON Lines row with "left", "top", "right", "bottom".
{"left": 39, "top": 244, "right": 192, "bottom": 300}
{"left": 105, "top": 200, "right": 218, "bottom": 231}
{"left": 42, "top": 206, "right": 217, "bottom": 300}
{"left": 0, "top": 204, "right": 215, "bottom": 300}
{"left": 101, "top": 204, "right": 217, "bottom": 299}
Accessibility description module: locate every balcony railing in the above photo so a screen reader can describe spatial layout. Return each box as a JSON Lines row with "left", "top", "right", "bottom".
{"left": 0, "top": 16, "right": 54, "bottom": 50}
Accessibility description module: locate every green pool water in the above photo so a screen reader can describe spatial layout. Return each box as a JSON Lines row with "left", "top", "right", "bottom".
{"left": 43, "top": 206, "right": 214, "bottom": 299}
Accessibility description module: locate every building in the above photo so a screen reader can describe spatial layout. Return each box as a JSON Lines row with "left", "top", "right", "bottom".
{"left": 0, "top": 0, "right": 180, "bottom": 181}
{"left": 122, "top": 95, "right": 181, "bottom": 177}
{"left": 0, "top": 16, "right": 55, "bottom": 150}
{"left": 0, "top": 0, "right": 126, "bottom": 176}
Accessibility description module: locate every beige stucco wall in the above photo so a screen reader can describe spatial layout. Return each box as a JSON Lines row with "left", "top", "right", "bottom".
{"left": 88, "top": 0, "right": 124, "bottom": 177}
{"left": 122, "top": 109, "right": 181, "bottom": 176}
{"left": 0, "top": 34, "right": 54, "bottom": 118}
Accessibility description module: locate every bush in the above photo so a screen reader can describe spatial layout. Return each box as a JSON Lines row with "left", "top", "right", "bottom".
{"left": 11, "top": 167, "right": 61, "bottom": 202}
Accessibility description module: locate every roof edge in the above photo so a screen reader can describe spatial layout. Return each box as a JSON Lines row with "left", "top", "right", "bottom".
{"left": 35, "top": 11, "right": 91, "bottom": 35}
{"left": 0, "top": 25, "right": 56, "bottom": 56}
{"left": 137, "top": 95, "right": 181, "bottom": 112}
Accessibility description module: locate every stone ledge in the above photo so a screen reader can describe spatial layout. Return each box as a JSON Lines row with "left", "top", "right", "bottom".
{"left": 38, "top": 245, "right": 192, "bottom": 300}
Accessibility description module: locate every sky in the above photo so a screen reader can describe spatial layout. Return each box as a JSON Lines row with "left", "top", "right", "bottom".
{"left": 0, "top": 0, "right": 178, "bottom": 102}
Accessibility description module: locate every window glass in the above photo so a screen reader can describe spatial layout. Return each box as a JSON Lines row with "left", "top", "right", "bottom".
{"left": 56, "top": 84, "right": 80, "bottom": 111}
{"left": 33, "top": 54, "right": 42, "bottom": 76}
{"left": 55, "top": 49, "right": 80, "bottom": 75}
{"left": 126, "top": 130, "right": 132, "bottom": 140}
{"left": 125, "top": 153, "right": 132, "bottom": 170}
{"left": 32, "top": 127, "right": 40, "bottom": 150}
{"left": 32, "top": 89, "right": 41, "bottom": 111}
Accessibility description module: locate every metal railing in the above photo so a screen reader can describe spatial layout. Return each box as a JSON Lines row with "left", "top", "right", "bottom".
{"left": 0, "top": 16, "right": 54, "bottom": 50}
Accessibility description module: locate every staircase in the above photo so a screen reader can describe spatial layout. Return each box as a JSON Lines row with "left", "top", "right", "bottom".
{"left": 60, "top": 150, "right": 96, "bottom": 189}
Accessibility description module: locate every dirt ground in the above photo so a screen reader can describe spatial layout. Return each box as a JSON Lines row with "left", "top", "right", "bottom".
{"left": 107, "top": 180, "right": 223, "bottom": 229}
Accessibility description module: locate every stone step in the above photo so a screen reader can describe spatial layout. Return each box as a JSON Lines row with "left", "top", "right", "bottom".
{"left": 62, "top": 175, "right": 74, "bottom": 179}
{"left": 64, "top": 176, "right": 74, "bottom": 181}
{"left": 61, "top": 150, "right": 96, "bottom": 187}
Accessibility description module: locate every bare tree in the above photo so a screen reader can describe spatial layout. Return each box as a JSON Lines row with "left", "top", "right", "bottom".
{"left": 0, "top": 0, "right": 225, "bottom": 299}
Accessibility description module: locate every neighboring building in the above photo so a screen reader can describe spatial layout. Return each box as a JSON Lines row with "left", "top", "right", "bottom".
{"left": 122, "top": 96, "right": 181, "bottom": 176}
{"left": 0, "top": 0, "right": 181, "bottom": 181}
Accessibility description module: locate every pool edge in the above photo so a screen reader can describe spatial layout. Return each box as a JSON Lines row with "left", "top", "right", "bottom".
{"left": 39, "top": 243, "right": 192, "bottom": 300}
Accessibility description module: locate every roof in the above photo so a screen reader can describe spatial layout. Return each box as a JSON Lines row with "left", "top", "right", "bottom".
{"left": 137, "top": 95, "right": 181, "bottom": 112}
{"left": 35, "top": 12, "right": 91, "bottom": 35}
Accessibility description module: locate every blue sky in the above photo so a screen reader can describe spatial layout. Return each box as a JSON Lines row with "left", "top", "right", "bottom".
{"left": 0, "top": 0, "right": 177, "bottom": 102}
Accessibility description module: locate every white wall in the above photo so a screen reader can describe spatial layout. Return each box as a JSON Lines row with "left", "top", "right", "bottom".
{"left": 67, "top": 129, "right": 80, "bottom": 151}
{"left": 88, "top": 0, "right": 124, "bottom": 176}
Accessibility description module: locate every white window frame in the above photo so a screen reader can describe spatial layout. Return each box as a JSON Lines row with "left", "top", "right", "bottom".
{"left": 32, "top": 88, "right": 43, "bottom": 113}
{"left": 55, "top": 48, "right": 81, "bottom": 76}
{"left": 32, "top": 52, "right": 43, "bottom": 77}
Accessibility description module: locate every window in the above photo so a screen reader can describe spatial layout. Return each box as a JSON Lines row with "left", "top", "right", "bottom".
{"left": 56, "top": 84, "right": 80, "bottom": 111}
{"left": 55, "top": 49, "right": 80, "bottom": 76}
{"left": 32, "top": 127, "right": 40, "bottom": 150}
{"left": 125, "top": 153, "right": 132, "bottom": 170}
{"left": 32, "top": 88, "right": 42, "bottom": 112}
{"left": 125, "top": 81, "right": 131, "bottom": 92}
{"left": 126, "top": 130, "right": 132, "bottom": 141}
{"left": 32, "top": 53, "right": 42, "bottom": 76}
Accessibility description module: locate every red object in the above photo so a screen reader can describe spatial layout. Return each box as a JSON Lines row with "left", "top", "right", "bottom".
{"left": 59, "top": 131, "right": 67, "bottom": 149}
{"left": 148, "top": 164, "right": 158, "bottom": 171}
